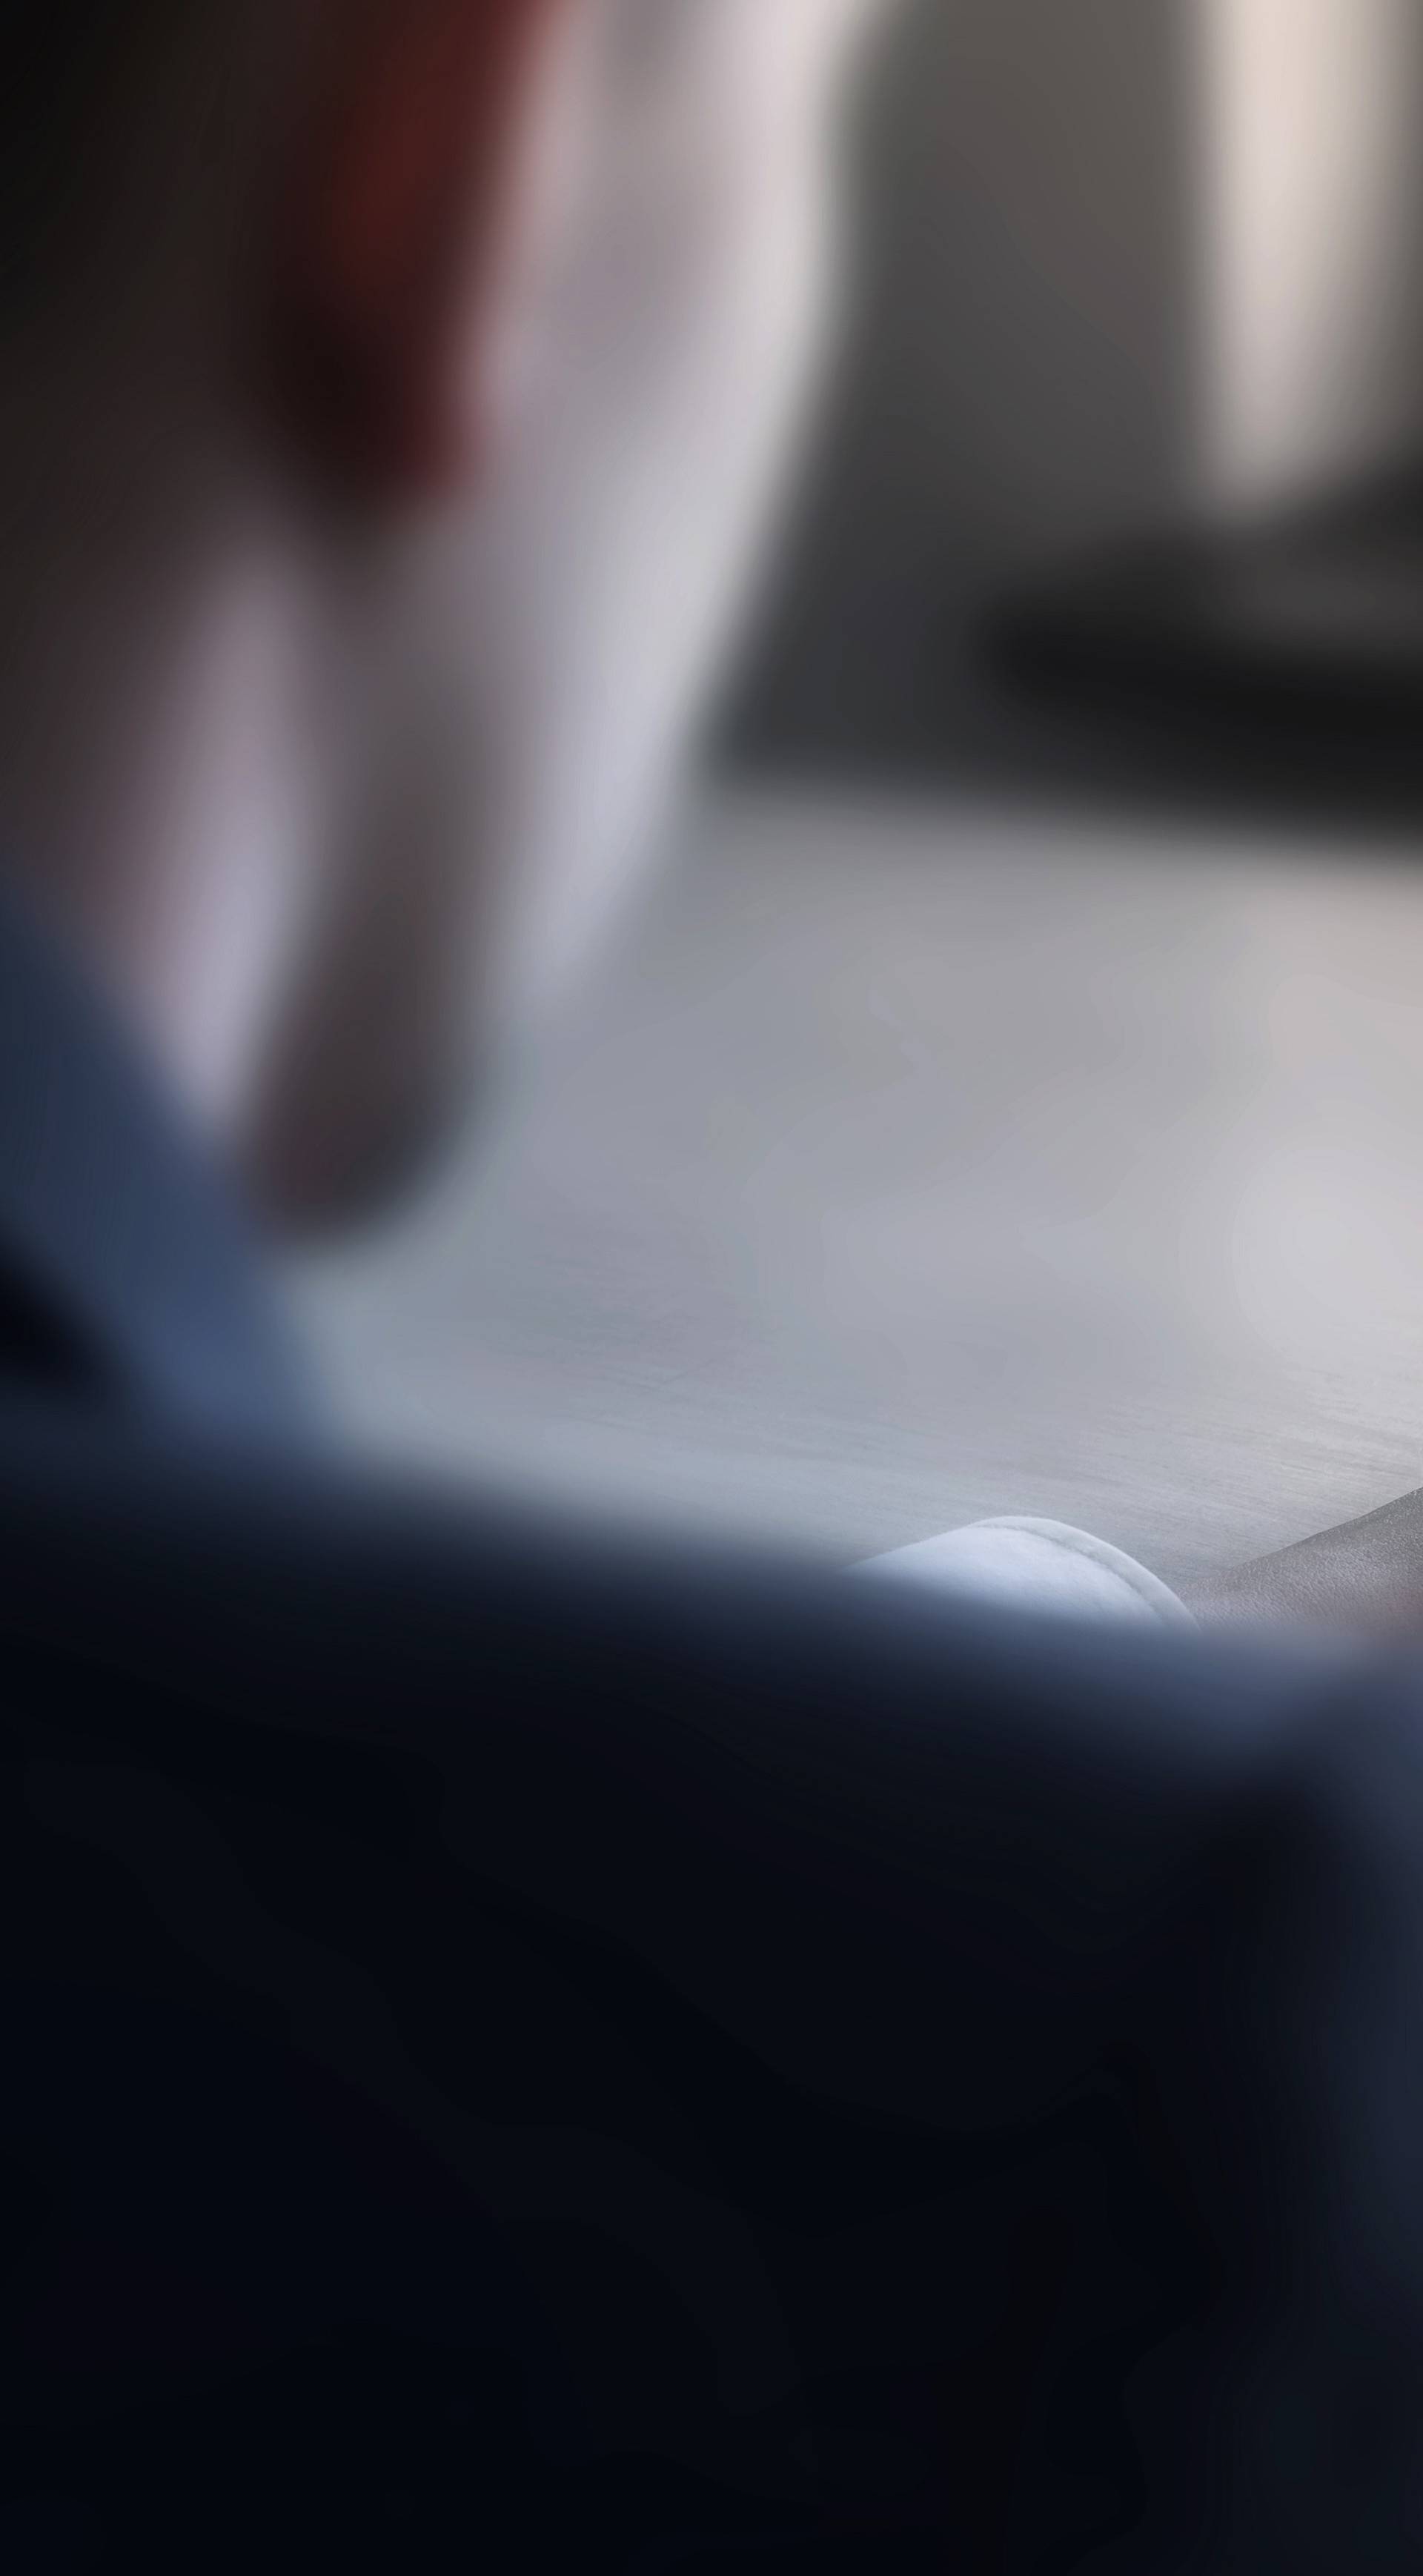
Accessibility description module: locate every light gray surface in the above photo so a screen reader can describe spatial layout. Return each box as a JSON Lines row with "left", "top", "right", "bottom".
{"left": 293, "top": 789, "right": 1423, "bottom": 1587}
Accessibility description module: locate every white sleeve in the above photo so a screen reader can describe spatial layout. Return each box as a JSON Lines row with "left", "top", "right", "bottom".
{"left": 857, "top": 1518, "right": 1195, "bottom": 1630}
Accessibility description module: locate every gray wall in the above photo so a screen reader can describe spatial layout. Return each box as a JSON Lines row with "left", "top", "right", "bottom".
{"left": 730, "top": 0, "right": 1195, "bottom": 768}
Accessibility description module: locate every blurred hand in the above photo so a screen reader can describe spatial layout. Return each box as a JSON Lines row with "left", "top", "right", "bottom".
{"left": 248, "top": 0, "right": 900, "bottom": 1229}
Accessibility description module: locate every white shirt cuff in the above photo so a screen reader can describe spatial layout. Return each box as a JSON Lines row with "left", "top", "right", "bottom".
{"left": 858, "top": 1517, "right": 1194, "bottom": 1630}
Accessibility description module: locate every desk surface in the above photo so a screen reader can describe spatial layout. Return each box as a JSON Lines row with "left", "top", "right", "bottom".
{"left": 295, "top": 788, "right": 1423, "bottom": 1585}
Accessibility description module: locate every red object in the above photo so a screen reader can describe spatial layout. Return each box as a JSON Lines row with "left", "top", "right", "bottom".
{"left": 268, "top": 0, "right": 563, "bottom": 496}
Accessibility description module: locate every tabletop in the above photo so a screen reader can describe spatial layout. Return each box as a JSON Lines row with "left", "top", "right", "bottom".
{"left": 294, "top": 785, "right": 1423, "bottom": 1587}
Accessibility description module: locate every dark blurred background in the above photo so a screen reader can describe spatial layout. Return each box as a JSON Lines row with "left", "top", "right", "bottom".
{"left": 728, "top": 0, "right": 1423, "bottom": 822}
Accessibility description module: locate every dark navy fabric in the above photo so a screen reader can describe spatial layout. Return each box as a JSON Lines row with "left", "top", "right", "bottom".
{"left": 1, "top": 1419, "right": 1421, "bottom": 2571}
{"left": 0, "top": 905, "right": 1422, "bottom": 2569}
{"left": 0, "top": 884, "right": 315, "bottom": 1435}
